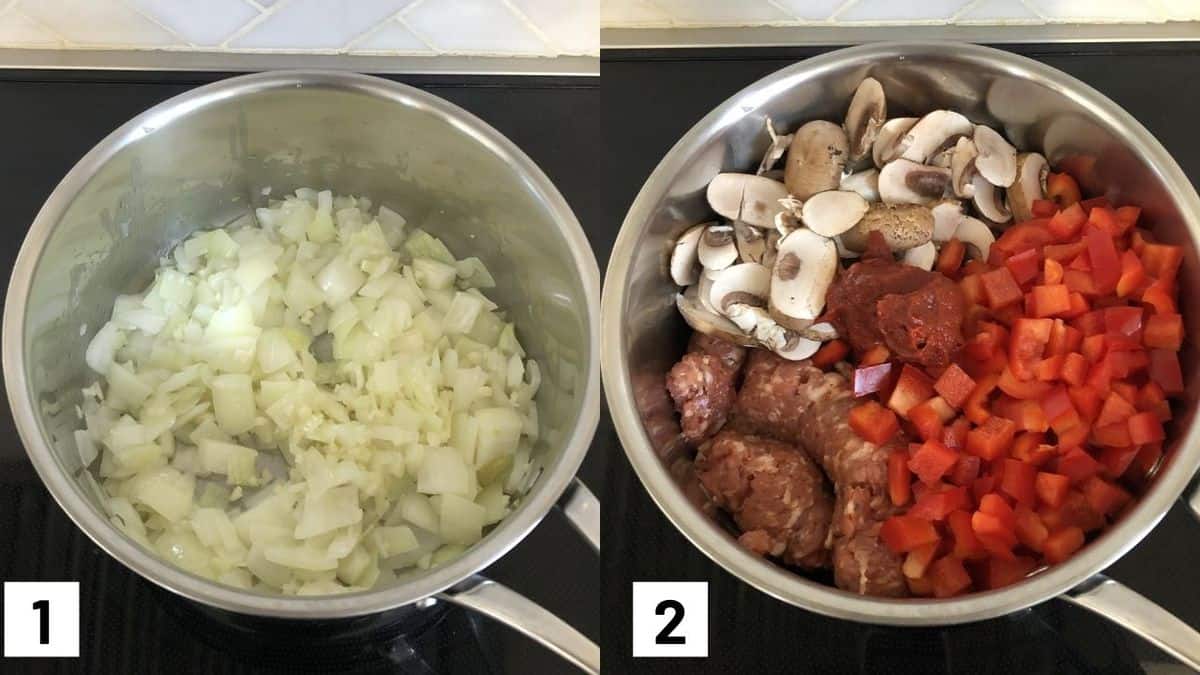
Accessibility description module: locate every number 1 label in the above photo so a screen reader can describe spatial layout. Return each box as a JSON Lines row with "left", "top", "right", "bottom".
{"left": 632, "top": 582, "right": 708, "bottom": 657}
{"left": 4, "top": 582, "right": 79, "bottom": 658}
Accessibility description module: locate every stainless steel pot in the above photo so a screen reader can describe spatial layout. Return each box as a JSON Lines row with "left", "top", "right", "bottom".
{"left": 3, "top": 71, "right": 600, "bottom": 673}
{"left": 602, "top": 41, "right": 1200, "bottom": 666}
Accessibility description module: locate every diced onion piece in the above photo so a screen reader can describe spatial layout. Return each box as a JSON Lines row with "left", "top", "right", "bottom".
{"left": 130, "top": 467, "right": 194, "bottom": 522}
{"left": 417, "top": 447, "right": 474, "bottom": 496}
{"left": 210, "top": 373, "right": 256, "bottom": 435}
{"left": 197, "top": 438, "right": 259, "bottom": 485}
{"left": 438, "top": 493, "right": 486, "bottom": 545}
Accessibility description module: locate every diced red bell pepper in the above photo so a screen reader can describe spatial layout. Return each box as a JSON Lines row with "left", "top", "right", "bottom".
{"left": 1140, "top": 243, "right": 1184, "bottom": 285}
{"left": 947, "top": 509, "right": 986, "bottom": 560}
{"left": 972, "top": 475, "right": 997, "bottom": 502}
{"left": 1111, "top": 380, "right": 1137, "bottom": 405}
{"left": 1143, "top": 313, "right": 1183, "bottom": 350}
{"left": 1081, "top": 476, "right": 1131, "bottom": 516}
{"left": 853, "top": 362, "right": 896, "bottom": 398}
{"left": 1008, "top": 318, "right": 1053, "bottom": 381}
{"left": 992, "top": 220, "right": 1055, "bottom": 264}
{"left": 1005, "top": 247, "right": 1042, "bottom": 286}
{"left": 1116, "top": 249, "right": 1146, "bottom": 298}
{"left": 1011, "top": 434, "right": 1056, "bottom": 467}
{"left": 1047, "top": 202, "right": 1087, "bottom": 240}
{"left": 1098, "top": 446, "right": 1139, "bottom": 478}
{"left": 930, "top": 556, "right": 973, "bottom": 598}
{"left": 909, "top": 399, "right": 946, "bottom": 442}
{"left": 880, "top": 515, "right": 940, "bottom": 554}
{"left": 960, "top": 274, "right": 986, "bottom": 306}
{"left": 1046, "top": 172, "right": 1082, "bottom": 207}
{"left": 1085, "top": 224, "right": 1121, "bottom": 294}
{"left": 1061, "top": 352, "right": 1089, "bottom": 386}
{"left": 1136, "top": 381, "right": 1172, "bottom": 422}
{"left": 849, "top": 401, "right": 900, "bottom": 445}
{"left": 1070, "top": 250, "right": 1092, "bottom": 271}
{"left": 907, "top": 576, "right": 935, "bottom": 597}
{"left": 1061, "top": 292, "right": 1091, "bottom": 320}
{"left": 1088, "top": 206, "right": 1123, "bottom": 237}
{"left": 1104, "top": 306, "right": 1144, "bottom": 339}
{"left": 908, "top": 440, "right": 960, "bottom": 485}
{"left": 1148, "top": 349, "right": 1184, "bottom": 395}
{"left": 985, "top": 555, "right": 1037, "bottom": 590}
{"left": 981, "top": 267, "right": 1025, "bottom": 309}
{"left": 936, "top": 238, "right": 966, "bottom": 277}
{"left": 972, "top": 510, "right": 1018, "bottom": 560}
{"left": 1046, "top": 320, "right": 1082, "bottom": 356}
{"left": 943, "top": 417, "right": 972, "bottom": 451}
{"left": 1029, "top": 284, "right": 1071, "bottom": 318}
{"left": 903, "top": 542, "right": 940, "bottom": 579}
{"left": 1035, "top": 472, "right": 1071, "bottom": 508}
{"left": 888, "top": 449, "right": 911, "bottom": 507}
{"left": 1032, "top": 199, "right": 1059, "bottom": 219}
{"left": 1141, "top": 278, "right": 1177, "bottom": 315}
{"left": 1116, "top": 205, "right": 1141, "bottom": 231}
{"left": 999, "top": 458, "right": 1038, "bottom": 507}
{"left": 966, "top": 415, "right": 1017, "bottom": 461}
{"left": 888, "top": 364, "right": 936, "bottom": 418}
{"left": 980, "top": 493, "right": 1017, "bottom": 528}
{"left": 1078, "top": 196, "right": 1112, "bottom": 212}
{"left": 1127, "top": 411, "right": 1165, "bottom": 444}
{"left": 933, "top": 363, "right": 976, "bottom": 409}
{"left": 1039, "top": 385, "right": 1073, "bottom": 424}
{"left": 1063, "top": 269, "right": 1099, "bottom": 297}
{"left": 1095, "top": 391, "right": 1137, "bottom": 428}
{"left": 948, "top": 452, "right": 981, "bottom": 486}
{"left": 964, "top": 374, "right": 999, "bottom": 425}
{"left": 1056, "top": 447, "right": 1102, "bottom": 484}
{"left": 1043, "top": 526, "right": 1085, "bottom": 564}
{"left": 1067, "top": 385, "right": 1103, "bottom": 423}
{"left": 1045, "top": 240, "right": 1087, "bottom": 262}
{"left": 1081, "top": 333, "right": 1107, "bottom": 363}
{"left": 859, "top": 344, "right": 891, "bottom": 366}
{"left": 1043, "top": 257, "right": 1065, "bottom": 286}
{"left": 811, "top": 339, "right": 849, "bottom": 369}
{"left": 909, "top": 485, "right": 972, "bottom": 521}
{"left": 1054, "top": 419, "right": 1090, "bottom": 450}
{"left": 1072, "top": 309, "right": 1106, "bottom": 336}
{"left": 1014, "top": 505, "right": 1049, "bottom": 552}
{"left": 998, "top": 366, "right": 1052, "bottom": 399}
{"left": 1092, "top": 422, "right": 1132, "bottom": 447}
{"left": 1013, "top": 399, "right": 1050, "bottom": 432}
{"left": 1034, "top": 354, "right": 1064, "bottom": 382}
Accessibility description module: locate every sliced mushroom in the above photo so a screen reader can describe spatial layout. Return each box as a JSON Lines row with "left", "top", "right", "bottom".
{"left": 844, "top": 77, "right": 887, "bottom": 165}
{"left": 901, "top": 241, "right": 937, "bottom": 271}
{"left": 756, "top": 320, "right": 821, "bottom": 361}
{"left": 899, "top": 110, "right": 974, "bottom": 163}
{"left": 708, "top": 262, "right": 770, "bottom": 316}
{"left": 971, "top": 174, "right": 1012, "bottom": 225}
{"left": 733, "top": 220, "right": 767, "bottom": 264}
{"left": 726, "top": 303, "right": 770, "bottom": 334}
{"left": 840, "top": 203, "right": 934, "bottom": 252}
{"left": 675, "top": 287, "right": 757, "bottom": 347}
{"left": 768, "top": 228, "right": 837, "bottom": 329}
{"left": 784, "top": 121, "right": 849, "bottom": 200}
{"left": 697, "top": 224, "right": 739, "bottom": 270}
{"left": 799, "top": 190, "right": 869, "bottom": 238}
{"left": 762, "top": 229, "right": 782, "bottom": 268}
{"left": 973, "top": 124, "right": 1018, "bottom": 188}
{"left": 928, "top": 144, "right": 957, "bottom": 169}
{"left": 697, "top": 268, "right": 720, "bottom": 314}
{"left": 955, "top": 216, "right": 996, "bottom": 262}
{"left": 670, "top": 223, "right": 706, "bottom": 286}
{"left": 1007, "top": 152, "right": 1050, "bottom": 223}
{"left": 931, "top": 199, "right": 965, "bottom": 242}
{"left": 834, "top": 234, "right": 861, "bottom": 259}
{"left": 801, "top": 321, "right": 839, "bottom": 342}
{"left": 873, "top": 117, "right": 918, "bottom": 168}
{"left": 757, "top": 117, "right": 793, "bottom": 176}
{"left": 706, "top": 173, "right": 789, "bottom": 229}
{"left": 879, "top": 159, "right": 951, "bottom": 205}
{"left": 950, "top": 136, "right": 979, "bottom": 199}
{"left": 839, "top": 169, "right": 880, "bottom": 202}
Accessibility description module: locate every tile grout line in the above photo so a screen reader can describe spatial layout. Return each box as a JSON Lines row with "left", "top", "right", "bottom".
{"left": 116, "top": 0, "right": 196, "bottom": 48}
{"left": 220, "top": 0, "right": 286, "bottom": 49}
{"left": 500, "top": 0, "right": 560, "bottom": 56}
{"left": 391, "top": 0, "right": 445, "bottom": 53}
{"left": 341, "top": 2, "right": 434, "bottom": 55}
{"left": 829, "top": 0, "right": 862, "bottom": 22}
{"left": 10, "top": 6, "right": 69, "bottom": 48}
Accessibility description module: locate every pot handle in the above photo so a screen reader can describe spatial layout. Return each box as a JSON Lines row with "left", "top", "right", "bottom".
{"left": 556, "top": 478, "right": 600, "bottom": 553}
{"left": 1061, "top": 575, "right": 1200, "bottom": 670}
{"left": 438, "top": 575, "right": 600, "bottom": 674}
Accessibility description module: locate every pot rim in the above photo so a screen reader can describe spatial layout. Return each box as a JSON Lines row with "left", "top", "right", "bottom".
{"left": 601, "top": 41, "right": 1200, "bottom": 625}
{"left": 2, "top": 69, "right": 601, "bottom": 619}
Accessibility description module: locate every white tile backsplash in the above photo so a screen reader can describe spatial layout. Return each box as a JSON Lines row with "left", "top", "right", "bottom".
{"left": 601, "top": 0, "right": 1200, "bottom": 26}
{"left": 0, "top": 0, "right": 599, "bottom": 57}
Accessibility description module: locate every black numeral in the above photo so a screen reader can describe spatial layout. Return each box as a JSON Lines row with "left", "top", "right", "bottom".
{"left": 32, "top": 599, "right": 49, "bottom": 644}
{"left": 654, "top": 599, "right": 685, "bottom": 645}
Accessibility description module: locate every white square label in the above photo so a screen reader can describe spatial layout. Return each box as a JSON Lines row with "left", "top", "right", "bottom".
{"left": 632, "top": 581, "right": 708, "bottom": 657}
{"left": 4, "top": 582, "right": 79, "bottom": 658}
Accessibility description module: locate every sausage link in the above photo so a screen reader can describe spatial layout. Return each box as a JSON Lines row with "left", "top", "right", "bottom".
{"left": 666, "top": 352, "right": 736, "bottom": 444}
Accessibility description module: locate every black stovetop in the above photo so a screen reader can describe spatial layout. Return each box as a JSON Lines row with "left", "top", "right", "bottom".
{"left": 0, "top": 72, "right": 602, "bottom": 675}
{"left": 600, "top": 43, "right": 1200, "bottom": 674}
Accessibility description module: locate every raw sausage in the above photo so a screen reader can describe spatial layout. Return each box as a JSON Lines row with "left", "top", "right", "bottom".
{"left": 666, "top": 352, "right": 737, "bottom": 444}
{"left": 695, "top": 429, "right": 833, "bottom": 569}
{"left": 688, "top": 332, "right": 747, "bottom": 371}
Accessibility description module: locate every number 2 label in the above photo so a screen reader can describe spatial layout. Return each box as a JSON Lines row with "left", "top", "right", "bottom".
{"left": 632, "top": 582, "right": 708, "bottom": 657}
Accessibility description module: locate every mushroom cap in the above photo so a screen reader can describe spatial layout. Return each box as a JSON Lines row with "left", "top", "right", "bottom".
{"left": 733, "top": 220, "right": 768, "bottom": 264}
{"left": 768, "top": 227, "right": 837, "bottom": 326}
{"left": 954, "top": 216, "right": 996, "bottom": 262}
{"left": 1007, "top": 152, "right": 1050, "bottom": 223}
{"left": 757, "top": 117, "right": 794, "bottom": 176}
{"left": 901, "top": 241, "right": 937, "bottom": 271}
{"left": 697, "top": 223, "right": 739, "bottom": 270}
{"left": 930, "top": 199, "right": 966, "bottom": 242}
{"left": 670, "top": 223, "right": 707, "bottom": 286}
{"left": 971, "top": 174, "right": 1012, "bottom": 225}
{"left": 706, "top": 173, "right": 789, "bottom": 229}
{"left": 845, "top": 77, "right": 887, "bottom": 164}
{"left": 878, "top": 158, "right": 952, "bottom": 205}
{"left": 676, "top": 287, "right": 757, "bottom": 347}
{"left": 800, "top": 190, "right": 870, "bottom": 237}
{"left": 841, "top": 202, "right": 934, "bottom": 252}
{"left": 899, "top": 110, "right": 974, "bottom": 164}
{"left": 973, "top": 124, "right": 1018, "bottom": 188}
{"left": 784, "top": 120, "right": 849, "bottom": 200}
{"left": 873, "top": 117, "right": 918, "bottom": 168}
{"left": 950, "top": 136, "right": 979, "bottom": 199}
{"left": 708, "top": 262, "right": 771, "bottom": 316}
{"left": 839, "top": 168, "right": 880, "bottom": 202}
